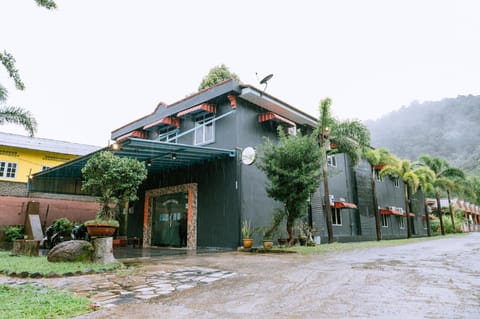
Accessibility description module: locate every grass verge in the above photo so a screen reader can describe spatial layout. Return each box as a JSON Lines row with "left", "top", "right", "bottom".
{"left": 0, "top": 284, "right": 91, "bottom": 319}
{"left": 285, "top": 233, "right": 467, "bottom": 255}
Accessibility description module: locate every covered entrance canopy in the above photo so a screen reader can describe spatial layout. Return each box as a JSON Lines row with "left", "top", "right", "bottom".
{"left": 31, "top": 137, "right": 237, "bottom": 181}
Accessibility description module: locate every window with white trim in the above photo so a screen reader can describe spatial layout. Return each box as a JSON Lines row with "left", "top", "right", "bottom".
{"left": 327, "top": 155, "right": 337, "bottom": 167}
{"left": 381, "top": 214, "right": 388, "bottom": 227}
{"left": 332, "top": 208, "right": 342, "bottom": 225}
{"left": 194, "top": 114, "right": 215, "bottom": 145}
{"left": 0, "top": 161, "right": 17, "bottom": 178}
{"left": 158, "top": 127, "right": 178, "bottom": 143}
{"left": 399, "top": 216, "right": 405, "bottom": 229}
{"left": 394, "top": 178, "right": 400, "bottom": 188}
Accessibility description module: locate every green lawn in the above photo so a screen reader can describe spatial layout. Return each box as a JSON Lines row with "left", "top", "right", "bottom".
{"left": 0, "top": 284, "right": 91, "bottom": 319}
{"left": 0, "top": 251, "right": 122, "bottom": 276}
{"left": 0, "top": 250, "right": 123, "bottom": 318}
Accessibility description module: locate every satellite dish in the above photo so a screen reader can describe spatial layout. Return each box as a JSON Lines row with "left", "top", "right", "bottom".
{"left": 260, "top": 73, "right": 273, "bottom": 85}
{"left": 258, "top": 73, "right": 273, "bottom": 95}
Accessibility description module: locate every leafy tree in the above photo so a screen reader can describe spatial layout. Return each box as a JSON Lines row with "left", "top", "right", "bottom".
{"left": 198, "top": 64, "right": 240, "bottom": 91}
{"left": 364, "top": 148, "right": 397, "bottom": 240}
{"left": 0, "top": 1, "right": 56, "bottom": 135}
{"left": 417, "top": 155, "right": 465, "bottom": 234}
{"left": 380, "top": 159, "right": 435, "bottom": 238}
{"left": 257, "top": 126, "right": 322, "bottom": 244}
{"left": 319, "top": 98, "right": 370, "bottom": 243}
{"left": 81, "top": 151, "right": 148, "bottom": 225}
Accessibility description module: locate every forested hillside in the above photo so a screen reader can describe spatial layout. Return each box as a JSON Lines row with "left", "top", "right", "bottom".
{"left": 365, "top": 95, "right": 480, "bottom": 176}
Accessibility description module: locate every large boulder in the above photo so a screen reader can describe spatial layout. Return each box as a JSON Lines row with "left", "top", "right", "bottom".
{"left": 47, "top": 240, "right": 94, "bottom": 262}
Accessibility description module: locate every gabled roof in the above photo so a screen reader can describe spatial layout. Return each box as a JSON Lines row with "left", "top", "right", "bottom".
{"left": 0, "top": 132, "right": 100, "bottom": 156}
{"left": 110, "top": 79, "right": 318, "bottom": 140}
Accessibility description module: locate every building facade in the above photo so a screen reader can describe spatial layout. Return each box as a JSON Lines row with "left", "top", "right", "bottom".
{"left": 29, "top": 80, "right": 432, "bottom": 249}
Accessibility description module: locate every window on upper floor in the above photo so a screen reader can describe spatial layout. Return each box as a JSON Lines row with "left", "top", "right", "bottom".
{"left": 332, "top": 208, "right": 342, "bottom": 225}
{"left": 194, "top": 113, "right": 215, "bottom": 145}
{"left": 327, "top": 155, "right": 337, "bottom": 167}
{"left": 158, "top": 126, "right": 178, "bottom": 143}
{"left": 0, "top": 161, "right": 17, "bottom": 178}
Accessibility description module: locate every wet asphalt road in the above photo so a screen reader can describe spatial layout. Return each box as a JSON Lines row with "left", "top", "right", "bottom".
{"left": 77, "top": 233, "right": 480, "bottom": 319}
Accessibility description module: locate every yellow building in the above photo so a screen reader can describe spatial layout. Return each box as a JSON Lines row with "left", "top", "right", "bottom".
{"left": 0, "top": 132, "right": 100, "bottom": 183}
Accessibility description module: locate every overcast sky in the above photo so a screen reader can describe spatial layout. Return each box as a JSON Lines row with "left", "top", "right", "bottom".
{"left": 1, "top": 0, "right": 479, "bottom": 146}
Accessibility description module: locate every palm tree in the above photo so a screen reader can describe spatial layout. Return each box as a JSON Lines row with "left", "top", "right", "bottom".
{"left": 364, "top": 148, "right": 397, "bottom": 241}
{"left": 380, "top": 160, "right": 435, "bottom": 238}
{"left": 318, "top": 98, "right": 370, "bottom": 243}
{"left": 0, "top": 106, "right": 38, "bottom": 136}
{"left": 417, "top": 155, "right": 465, "bottom": 235}
{"left": 1, "top": 49, "right": 38, "bottom": 136}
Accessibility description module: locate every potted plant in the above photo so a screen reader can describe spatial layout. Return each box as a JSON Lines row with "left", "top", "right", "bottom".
{"left": 241, "top": 219, "right": 255, "bottom": 249}
{"left": 262, "top": 208, "right": 285, "bottom": 250}
{"left": 81, "top": 151, "right": 148, "bottom": 237}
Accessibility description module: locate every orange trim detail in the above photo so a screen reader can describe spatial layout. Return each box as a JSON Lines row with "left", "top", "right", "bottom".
{"left": 177, "top": 103, "right": 216, "bottom": 117}
{"left": 258, "top": 112, "right": 295, "bottom": 127}
{"left": 227, "top": 94, "right": 237, "bottom": 109}
{"left": 143, "top": 116, "right": 180, "bottom": 129}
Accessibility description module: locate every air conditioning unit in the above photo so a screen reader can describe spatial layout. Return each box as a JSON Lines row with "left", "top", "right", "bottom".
{"left": 288, "top": 126, "right": 297, "bottom": 136}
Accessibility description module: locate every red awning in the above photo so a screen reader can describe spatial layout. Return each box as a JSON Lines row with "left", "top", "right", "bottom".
{"left": 258, "top": 112, "right": 296, "bottom": 127}
{"left": 379, "top": 209, "right": 403, "bottom": 216}
{"left": 177, "top": 103, "right": 216, "bottom": 117}
{"left": 402, "top": 212, "right": 416, "bottom": 217}
{"left": 144, "top": 116, "right": 180, "bottom": 129}
{"left": 332, "top": 201, "right": 357, "bottom": 209}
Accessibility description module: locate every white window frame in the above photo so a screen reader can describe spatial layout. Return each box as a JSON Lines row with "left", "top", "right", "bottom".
{"left": 398, "top": 216, "right": 405, "bottom": 229}
{"left": 394, "top": 178, "right": 400, "bottom": 188}
{"left": 158, "top": 127, "right": 178, "bottom": 143}
{"left": 381, "top": 214, "right": 388, "bottom": 227}
{"left": 332, "top": 207, "right": 342, "bottom": 225}
{"left": 0, "top": 161, "right": 18, "bottom": 178}
{"left": 327, "top": 155, "right": 337, "bottom": 167}
{"left": 194, "top": 114, "right": 215, "bottom": 145}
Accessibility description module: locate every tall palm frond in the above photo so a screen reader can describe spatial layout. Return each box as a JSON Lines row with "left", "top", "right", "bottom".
{"left": 0, "top": 106, "right": 38, "bottom": 136}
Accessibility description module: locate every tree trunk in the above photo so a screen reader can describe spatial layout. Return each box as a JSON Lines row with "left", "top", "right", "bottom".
{"left": 286, "top": 213, "right": 297, "bottom": 245}
{"left": 371, "top": 168, "right": 382, "bottom": 241}
{"left": 12, "top": 239, "right": 40, "bottom": 256}
{"left": 404, "top": 185, "right": 412, "bottom": 238}
{"left": 323, "top": 163, "right": 334, "bottom": 243}
{"left": 92, "top": 237, "right": 116, "bottom": 264}
{"left": 447, "top": 190, "right": 455, "bottom": 233}
{"left": 424, "top": 200, "right": 432, "bottom": 237}
{"left": 436, "top": 192, "right": 445, "bottom": 235}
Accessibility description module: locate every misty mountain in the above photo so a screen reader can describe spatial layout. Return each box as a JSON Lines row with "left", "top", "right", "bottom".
{"left": 365, "top": 95, "right": 480, "bottom": 176}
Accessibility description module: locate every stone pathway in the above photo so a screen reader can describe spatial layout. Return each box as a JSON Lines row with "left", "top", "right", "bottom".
{"left": 0, "top": 266, "right": 235, "bottom": 309}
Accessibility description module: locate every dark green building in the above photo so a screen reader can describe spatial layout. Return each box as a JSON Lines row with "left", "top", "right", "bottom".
{"left": 30, "top": 79, "right": 428, "bottom": 249}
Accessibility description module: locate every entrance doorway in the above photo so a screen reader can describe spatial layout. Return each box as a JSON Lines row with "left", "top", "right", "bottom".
{"left": 144, "top": 183, "right": 197, "bottom": 250}
{"left": 151, "top": 192, "right": 188, "bottom": 247}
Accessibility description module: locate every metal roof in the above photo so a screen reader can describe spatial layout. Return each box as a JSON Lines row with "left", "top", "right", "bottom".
{"left": 32, "top": 138, "right": 236, "bottom": 179}
{"left": 0, "top": 131, "right": 100, "bottom": 155}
